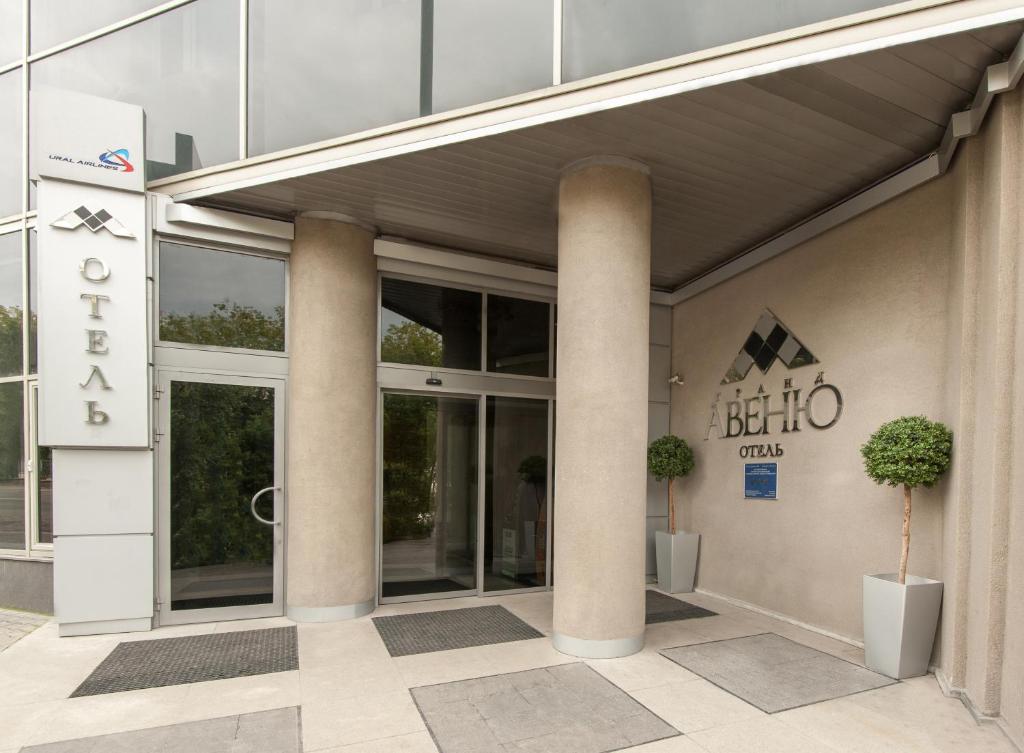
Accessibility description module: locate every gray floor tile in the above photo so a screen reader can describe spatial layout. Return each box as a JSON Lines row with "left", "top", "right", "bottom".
{"left": 413, "top": 663, "right": 679, "bottom": 753}
{"left": 661, "top": 632, "right": 895, "bottom": 713}
{"left": 645, "top": 590, "right": 717, "bottom": 624}
{"left": 373, "top": 605, "right": 543, "bottom": 657}
{"left": 70, "top": 626, "right": 298, "bottom": 697}
{"left": 19, "top": 707, "right": 301, "bottom": 753}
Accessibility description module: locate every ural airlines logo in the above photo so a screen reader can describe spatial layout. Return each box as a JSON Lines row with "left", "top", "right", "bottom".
{"left": 98, "top": 148, "right": 134, "bottom": 172}
{"left": 721, "top": 309, "right": 818, "bottom": 384}
{"left": 50, "top": 206, "right": 135, "bottom": 238}
{"left": 47, "top": 146, "right": 135, "bottom": 174}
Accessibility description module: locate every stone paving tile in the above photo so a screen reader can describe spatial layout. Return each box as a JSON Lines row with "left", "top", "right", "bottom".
{"left": 373, "top": 605, "right": 543, "bottom": 657}
{"left": 644, "top": 591, "right": 717, "bottom": 624}
{"left": 661, "top": 632, "right": 894, "bottom": 713}
{"left": 71, "top": 626, "right": 298, "bottom": 697}
{"left": 412, "top": 662, "right": 678, "bottom": 753}
{"left": 0, "top": 608, "right": 47, "bottom": 652}
{"left": 18, "top": 706, "right": 300, "bottom": 753}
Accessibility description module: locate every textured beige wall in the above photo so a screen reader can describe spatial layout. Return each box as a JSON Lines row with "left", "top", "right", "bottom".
{"left": 553, "top": 160, "right": 651, "bottom": 651}
{"left": 671, "top": 176, "right": 954, "bottom": 643}
{"left": 286, "top": 217, "right": 377, "bottom": 614}
{"left": 939, "top": 86, "right": 1024, "bottom": 742}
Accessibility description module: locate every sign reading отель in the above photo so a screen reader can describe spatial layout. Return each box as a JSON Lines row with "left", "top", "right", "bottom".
{"left": 744, "top": 463, "right": 778, "bottom": 500}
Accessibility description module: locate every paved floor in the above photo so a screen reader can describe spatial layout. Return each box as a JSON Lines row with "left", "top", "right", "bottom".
{"left": 0, "top": 608, "right": 47, "bottom": 653}
{"left": 661, "top": 633, "right": 893, "bottom": 713}
{"left": 0, "top": 590, "right": 1017, "bottom": 753}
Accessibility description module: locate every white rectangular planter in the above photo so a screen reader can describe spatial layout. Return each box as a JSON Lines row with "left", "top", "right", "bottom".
{"left": 655, "top": 531, "right": 700, "bottom": 594}
{"left": 863, "top": 573, "right": 943, "bottom": 679}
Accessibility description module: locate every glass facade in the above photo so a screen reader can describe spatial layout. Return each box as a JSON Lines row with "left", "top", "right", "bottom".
{"left": 158, "top": 242, "right": 286, "bottom": 352}
{"left": 562, "top": 0, "right": 902, "bottom": 81}
{"left": 380, "top": 277, "right": 482, "bottom": 371}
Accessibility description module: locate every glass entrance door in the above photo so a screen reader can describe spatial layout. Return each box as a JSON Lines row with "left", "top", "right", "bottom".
{"left": 157, "top": 371, "right": 285, "bottom": 624}
{"left": 381, "top": 392, "right": 479, "bottom": 599}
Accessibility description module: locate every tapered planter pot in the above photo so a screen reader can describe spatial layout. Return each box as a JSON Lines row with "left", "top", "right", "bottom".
{"left": 863, "top": 573, "right": 943, "bottom": 679}
{"left": 655, "top": 531, "right": 699, "bottom": 594}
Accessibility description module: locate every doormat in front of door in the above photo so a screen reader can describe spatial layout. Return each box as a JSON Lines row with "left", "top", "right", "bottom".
{"left": 71, "top": 626, "right": 298, "bottom": 697}
{"left": 661, "top": 632, "right": 894, "bottom": 712}
{"left": 373, "top": 605, "right": 543, "bottom": 656}
{"left": 645, "top": 589, "right": 717, "bottom": 624}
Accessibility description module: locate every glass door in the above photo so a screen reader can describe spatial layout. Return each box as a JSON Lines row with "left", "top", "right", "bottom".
{"left": 156, "top": 370, "right": 285, "bottom": 624}
{"left": 380, "top": 392, "right": 479, "bottom": 600}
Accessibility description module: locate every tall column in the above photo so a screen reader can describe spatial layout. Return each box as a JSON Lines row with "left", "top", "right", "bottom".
{"left": 553, "top": 157, "right": 652, "bottom": 658}
{"left": 286, "top": 214, "right": 377, "bottom": 621}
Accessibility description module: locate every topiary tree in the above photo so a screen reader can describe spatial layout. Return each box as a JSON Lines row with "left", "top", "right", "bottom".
{"left": 860, "top": 416, "right": 953, "bottom": 585}
{"left": 648, "top": 435, "right": 695, "bottom": 535}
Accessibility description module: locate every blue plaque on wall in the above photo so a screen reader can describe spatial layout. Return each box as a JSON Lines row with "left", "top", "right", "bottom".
{"left": 744, "top": 463, "right": 778, "bottom": 499}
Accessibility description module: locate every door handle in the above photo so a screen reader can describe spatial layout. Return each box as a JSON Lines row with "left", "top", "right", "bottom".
{"left": 250, "top": 486, "right": 281, "bottom": 526}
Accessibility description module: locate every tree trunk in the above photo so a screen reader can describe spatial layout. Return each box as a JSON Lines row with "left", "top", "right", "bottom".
{"left": 668, "top": 477, "right": 676, "bottom": 535}
{"left": 898, "top": 483, "right": 912, "bottom": 585}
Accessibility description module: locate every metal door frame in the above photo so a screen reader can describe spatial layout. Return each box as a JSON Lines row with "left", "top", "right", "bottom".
{"left": 155, "top": 369, "right": 286, "bottom": 625}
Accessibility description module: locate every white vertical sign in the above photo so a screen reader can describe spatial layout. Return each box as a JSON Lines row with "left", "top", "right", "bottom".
{"left": 33, "top": 89, "right": 149, "bottom": 448}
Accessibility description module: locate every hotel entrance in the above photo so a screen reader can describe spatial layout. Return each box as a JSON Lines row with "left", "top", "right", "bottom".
{"left": 376, "top": 272, "right": 555, "bottom": 602}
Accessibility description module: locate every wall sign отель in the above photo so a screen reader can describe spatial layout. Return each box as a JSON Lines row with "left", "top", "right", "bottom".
{"left": 706, "top": 309, "right": 844, "bottom": 459}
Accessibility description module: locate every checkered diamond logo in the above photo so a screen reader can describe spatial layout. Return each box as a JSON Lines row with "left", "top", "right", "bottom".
{"left": 721, "top": 309, "right": 818, "bottom": 384}
{"left": 50, "top": 205, "right": 135, "bottom": 238}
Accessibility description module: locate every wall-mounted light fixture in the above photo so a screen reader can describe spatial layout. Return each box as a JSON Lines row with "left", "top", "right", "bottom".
{"left": 668, "top": 374, "right": 684, "bottom": 386}
{"left": 426, "top": 371, "right": 442, "bottom": 386}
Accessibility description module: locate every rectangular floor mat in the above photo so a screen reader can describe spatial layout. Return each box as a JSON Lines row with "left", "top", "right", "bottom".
{"left": 645, "top": 589, "right": 717, "bottom": 624}
{"left": 71, "top": 626, "right": 298, "bottom": 697}
{"left": 21, "top": 707, "right": 300, "bottom": 752}
{"left": 412, "top": 663, "right": 678, "bottom": 753}
{"left": 661, "top": 632, "right": 894, "bottom": 713}
{"left": 373, "top": 605, "right": 542, "bottom": 657}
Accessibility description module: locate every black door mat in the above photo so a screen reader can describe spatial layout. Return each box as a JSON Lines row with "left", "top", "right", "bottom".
{"left": 661, "top": 633, "right": 894, "bottom": 713}
{"left": 373, "top": 604, "right": 543, "bottom": 657}
{"left": 70, "top": 626, "right": 298, "bottom": 697}
{"left": 381, "top": 578, "right": 472, "bottom": 598}
{"left": 645, "top": 589, "right": 717, "bottom": 624}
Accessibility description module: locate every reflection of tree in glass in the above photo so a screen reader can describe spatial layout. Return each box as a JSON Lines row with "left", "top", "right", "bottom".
{"left": 169, "top": 382, "right": 274, "bottom": 570}
{"left": 0, "top": 305, "right": 25, "bottom": 376}
{"left": 381, "top": 322, "right": 443, "bottom": 542}
{"left": 160, "top": 302, "right": 285, "bottom": 351}
{"left": 381, "top": 320, "right": 441, "bottom": 366}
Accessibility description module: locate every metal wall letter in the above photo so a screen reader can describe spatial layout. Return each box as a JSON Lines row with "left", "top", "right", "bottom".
{"left": 80, "top": 293, "right": 110, "bottom": 318}
{"left": 79, "top": 364, "right": 112, "bottom": 390}
{"left": 84, "top": 401, "right": 109, "bottom": 424}
{"left": 85, "top": 329, "right": 109, "bottom": 354}
{"left": 79, "top": 257, "right": 110, "bottom": 282}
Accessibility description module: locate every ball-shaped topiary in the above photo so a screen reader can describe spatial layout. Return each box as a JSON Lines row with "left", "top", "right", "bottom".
{"left": 648, "top": 435, "right": 696, "bottom": 534}
{"left": 861, "top": 416, "right": 952, "bottom": 584}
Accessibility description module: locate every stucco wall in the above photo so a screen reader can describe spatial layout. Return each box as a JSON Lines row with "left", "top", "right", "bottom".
{"left": 670, "top": 175, "right": 955, "bottom": 642}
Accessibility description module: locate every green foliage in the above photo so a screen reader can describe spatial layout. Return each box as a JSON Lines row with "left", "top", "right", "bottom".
{"left": 382, "top": 393, "right": 439, "bottom": 541}
{"left": 0, "top": 305, "right": 24, "bottom": 376}
{"left": 169, "top": 381, "right": 275, "bottom": 571}
{"left": 517, "top": 455, "right": 546, "bottom": 486}
{"left": 647, "top": 435, "right": 695, "bottom": 482}
{"left": 381, "top": 321, "right": 442, "bottom": 366}
{"left": 160, "top": 302, "right": 285, "bottom": 351}
{"left": 860, "top": 416, "right": 953, "bottom": 489}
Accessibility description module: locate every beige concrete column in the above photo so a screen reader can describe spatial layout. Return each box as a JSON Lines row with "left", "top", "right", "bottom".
{"left": 553, "top": 157, "right": 651, "bottom": 658}
{"left": 286, "top": 214, "right": 377, "bottom": 621}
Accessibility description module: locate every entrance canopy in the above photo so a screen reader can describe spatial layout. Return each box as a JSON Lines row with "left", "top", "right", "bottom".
{"left": 152, "top": 8, "right": 1024, "bottom": 293}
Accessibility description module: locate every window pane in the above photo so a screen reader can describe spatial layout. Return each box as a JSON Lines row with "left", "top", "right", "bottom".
{"left": 431, "top": 0, "right": 552, "bottom": 114}
{"left": 382, "top": 393, "right": 478, "bottom": 598}
{"left": 248, "top": 0, "right": 420, "bottom": 156}
{"left": 27, "top": 231, "right": 35, "bottom": 374}
{"left": 159, "top": 243, "right": 286, "bottom": 352}
{"left": 0, "top": 0, "right": 20, "bottom": 66}
{"left": 31, "top": 0, "right": 239, "bottom": 179}
{"left": 380, "top": 278, "right": 481, "bottom": 370}
{"left": 0, "top": 381, "right": 24, "bottom": 550}
{"left": 487, "top": 295, "right": 549, "bottom": 377}
{"left": 0, "top": 231, "right": 22, "bottom": 377}
{"left": 563, "top": 0, "right": 901, "bottom": 81}
{"left": 30, "top": 0, "right": 166, "bottom": 53}
{"left": 0, "top": 71, "right": 21, "bottom": 218}
{"left": 484, "top": 397, "right": 548, "bottom": 591}
{"left": 32, "top": 386, "right": 50, "bottom": 544}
